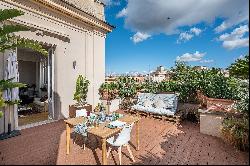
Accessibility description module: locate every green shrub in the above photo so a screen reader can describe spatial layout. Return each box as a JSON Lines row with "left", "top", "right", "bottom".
{"left": 169, "top": 62, "right": 241, "bottom": 103}
{"left": 235, "top": 80, "right": 249, "bottom": 116}
{"left": 228, "top": 55, "right": 249, "bottom": 79}
{"left": 117, "top": 76, "right": 137, "bottom": 99}
{"left": 141, "top": 81, "right": 159, "bottom": 93}
{"left": 222, "top": 116, "right": 249, "bottom": 151}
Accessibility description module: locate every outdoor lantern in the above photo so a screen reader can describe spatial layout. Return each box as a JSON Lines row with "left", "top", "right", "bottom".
{"left": 73, "top": 60, "right": 76, "bottom": 69}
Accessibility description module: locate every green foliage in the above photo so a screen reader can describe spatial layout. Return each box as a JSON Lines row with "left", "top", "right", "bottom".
{"left": 0, "top": 78, "right": 26, "bottom": 106}
{"left": 138, "top": 62, "right": 240, "bottom": 103}
{"left": 0, "top": 91, "right": 5, "bottom": 118}
{"left": 98, "top": 82, "right": 118, "bottom": 100}
{"left": 141, "top": 81, "right": 159, "bottom": 93}
{"left": 117, "top": 76, "right": 137, "bottom": 99}
{"left": 157, "top": 81, "right": 178, "bottom": 93}
{"left": 116, "top": 76, "right": 137, "bottom": 109}
{"left": 202, "top": 73, "right": 240, "bottom": 100}
{"left": 0, "top": 9, "right": 48, "bottom": 56}
{"left": 228, "top": 55, "right": 249, "bottom": 79}
{"left": 73, "top": 75, "right": 90, "bottom": 107}
{"left": 168, "top": 63, "right": 240, "bottom": 103}
{"left": 222, "top": 116, "right": 249, "bottom": 151}
{"left": 0, "top": 111, "right": 3, "bottom": 118}
{"left": 235, "top": 80, "right": 249, "bottom": 116}
{"left": 0, "top": 25, "right": 28, "bottom": 36}
{"left": 94, "top": 102, "right": 106, "bottom": 112}
{"left": 15, "top": 38, "right": 48, "bottom": 56}
{"left": 0, "top": 9, "right": 24, "bottom": 21}
{"left": 0, "top": 78, "right": 26, "bottom": 91}
{"left": 0, "top": 92, "right": 4, "bottom": 108}
{"left": 0, "top": 8, "right": 48, "bottom": 118}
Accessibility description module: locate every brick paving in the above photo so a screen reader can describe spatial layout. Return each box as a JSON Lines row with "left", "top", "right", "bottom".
{"left": 0, "top": 113, "right": 249, "bottom": 165}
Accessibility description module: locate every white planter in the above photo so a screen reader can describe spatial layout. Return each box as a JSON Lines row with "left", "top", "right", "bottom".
{"left": 101, "top": 98, "right": 121, "bottom": 113}
{"left": 199, "top": 109, "right": 225, "bottom": 138}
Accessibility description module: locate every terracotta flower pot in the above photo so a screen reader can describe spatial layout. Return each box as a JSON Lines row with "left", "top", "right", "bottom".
{"left": 206, "top": 98, "right": 235, "bottom": 108}
{"left": 196, "top": 90, "right": 236, "bottom": 112}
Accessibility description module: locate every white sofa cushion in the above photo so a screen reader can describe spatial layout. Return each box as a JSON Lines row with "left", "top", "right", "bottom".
{"left": 133, "top": 92, "right": 178, "bottom": 115}
{"left": 153, "top": 99, "right": 165, "bottom": 109}
{"left": 143, "top": 100, "right": 152, "bottom": 107}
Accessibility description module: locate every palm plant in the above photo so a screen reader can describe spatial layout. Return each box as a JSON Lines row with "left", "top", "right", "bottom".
{"left": 0, "top": 9, "right": 48, "bottom": 55}
{"left": 0, "top": 9, "right": 48, "bottom": 118}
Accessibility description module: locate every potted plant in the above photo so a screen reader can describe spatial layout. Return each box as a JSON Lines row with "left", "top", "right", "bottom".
{"left": 0, "top": 79, "right": 26, "bottom": 134}
{"left": 98, "top": 82, "right": 118, "bottom": 114}
{"left": 73, "top": 75, "right": 90, "bottom": 114}
{"left": 117, "top": 76, "right": 138, "bottom": 110}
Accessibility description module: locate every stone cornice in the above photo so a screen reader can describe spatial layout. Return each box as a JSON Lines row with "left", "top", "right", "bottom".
{"left": 33, "top": 0, "right": 114, "bottom": 33}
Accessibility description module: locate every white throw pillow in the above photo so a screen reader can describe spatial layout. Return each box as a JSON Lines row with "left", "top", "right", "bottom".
{"left": 143, "top": 100, "right": 152, "bottom": 107}
{"left": 153, "top": 99, "right": 165, "bottom": 109}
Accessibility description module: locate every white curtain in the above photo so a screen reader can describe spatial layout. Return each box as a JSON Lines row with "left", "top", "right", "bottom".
{"left": 3, "top": 51, "right": 19, "bottom": 102}
{"left": 3, "top": 50, "right": 19, "bottom": 131}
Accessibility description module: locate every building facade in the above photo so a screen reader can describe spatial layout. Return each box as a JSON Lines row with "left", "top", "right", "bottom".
{"left": 149, "top": 66, "right": 171, "bottom": 82}
{"left": 0, "top": 0, "right": 113, "bottom": 133}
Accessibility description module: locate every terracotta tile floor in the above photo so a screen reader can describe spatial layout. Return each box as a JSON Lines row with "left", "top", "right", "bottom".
{"left": 0, "top": 114, "right": 249, "bottom": 165}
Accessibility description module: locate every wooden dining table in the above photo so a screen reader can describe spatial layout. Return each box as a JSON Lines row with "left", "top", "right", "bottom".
{"left": 64, "top": 114, "right": 140, "bottom": 165}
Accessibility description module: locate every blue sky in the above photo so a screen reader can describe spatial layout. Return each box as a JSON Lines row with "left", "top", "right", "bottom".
{"left": 102, "top": 0, "right": 249, "bottom": 74}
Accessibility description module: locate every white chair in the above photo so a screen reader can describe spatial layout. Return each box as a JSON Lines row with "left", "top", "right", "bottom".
{"left": 106, "top": 123, "right": 135, "bottom": 165}
{"left": 76, "top": 108, "right": 87, "bottom": 117}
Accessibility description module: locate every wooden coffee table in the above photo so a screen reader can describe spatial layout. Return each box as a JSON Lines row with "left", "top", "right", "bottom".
{"left": 64, "top": 114, "right": 140, "bottom": 165}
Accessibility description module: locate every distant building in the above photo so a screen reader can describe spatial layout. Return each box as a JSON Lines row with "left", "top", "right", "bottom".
{"left": 148, "top": 66, "right": 171, "bottom": 82}
{"left": 105, "top": 75, "right": 146, "bottom": 83}
{"left": 105, "top": 76, "right": 117, "bottom": 83}
{"left": 133, "top": 76, "right": 146, "bottom": 83}
{"left": 193, "top": 66, "right": 209, "bottom": 71}
{"left": 220, "top": 69, "right": 230, "bottom": 77}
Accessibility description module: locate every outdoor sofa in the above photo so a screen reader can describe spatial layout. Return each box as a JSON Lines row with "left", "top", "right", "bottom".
{"left": 131, "top": 92, "right": 180, "bottom": 122}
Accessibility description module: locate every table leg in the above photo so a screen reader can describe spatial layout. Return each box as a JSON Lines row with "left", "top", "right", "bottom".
{"left": 66, "top": 123, "right": 70, "bottom": 155}
{"left": 136, "top": 121, "right": 139, "bottom": 151}
{"left": 101, "top": 138, "right": 107, "bottom": 165}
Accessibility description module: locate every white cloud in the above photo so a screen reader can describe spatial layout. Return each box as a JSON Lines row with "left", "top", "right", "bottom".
{"left": 218, "top": 25, "right": 249, "bottom": 50}
{"left": 177, "top": 32, "right": 194, "bottom": 43}
{"left": 130, "top": 32, "right": 151, "bottom": 43}
{"left": 177, "top": 27, "right": 202, "bottom": 43}
{"left": 176, "top": 51, "right": 206, "bottom": 62}
{"left": 117, "top": 0, "right": 248, "bottom": 37}
{"left": 200, "top": 59, "right": 214, "bottom": 63}
{"left": 116, "top": 8, "right": 127, "bottom": 18}
{"left": 190, "top": 27, "right": 202, "bottom": 36}
{"left": 215, "top": 11, "right": 249, "bottom": 33}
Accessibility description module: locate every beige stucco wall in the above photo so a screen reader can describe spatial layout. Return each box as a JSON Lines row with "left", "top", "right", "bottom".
{"left": 0, "top": 0, "right": 109, "bottom": 133}
{"left": 200, "top": 113, "right": 225, "bottom": 138}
